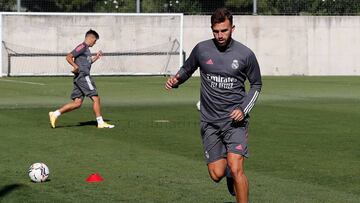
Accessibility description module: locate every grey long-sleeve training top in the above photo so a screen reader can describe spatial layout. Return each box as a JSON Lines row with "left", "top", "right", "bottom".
{"left": 176, "top": 38, "right": 262, "bottom": 123}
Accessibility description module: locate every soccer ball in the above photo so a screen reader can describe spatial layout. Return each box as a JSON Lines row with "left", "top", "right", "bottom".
{"left": 28, "top": 163, "right": 50, "bottom": 183}
{"left": 196, "top": 100, "right": 201, "bottom": 111}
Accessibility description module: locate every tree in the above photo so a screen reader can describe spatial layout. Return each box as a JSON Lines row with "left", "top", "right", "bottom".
{"left": 197, "top": 0, "right": 225, "bottom": 14}
{"left": 21, "top": 0, "right": 93, "bottom": 12}
{"left": 95, "top": 0, "right": 135, "bottom": 13}
{"left": 141, "top": 0, "right": 201, "bottom": 14}
{"left": 8, "top": 0, "right": 360, "bottom": 15}
{"left": 258, "top": 0, "right": 360, "bottom": 15}
{"left": 308, "top": 0, "right": 360, "bottom": 15}
{"left": 54, "top": 0, "right": 94, "bottom": 12}
{"left": 0, "top": 0, "right": 16, "bottom": 11}
{"left": 225, "top": 0, "right": 253, "bottom": 14}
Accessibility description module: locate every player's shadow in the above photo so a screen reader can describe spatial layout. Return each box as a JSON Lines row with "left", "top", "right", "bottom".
{"left": 58, "top": 119, "right": 112, "bottom": 128}
{"left": 78, "top": 120, "right": 98, "bottom": 127}
{"left": 77, "top": 119, "right": 112, "bottom": 127}
{"left": 0, "top": 184, "right": 26, "bottom": 198}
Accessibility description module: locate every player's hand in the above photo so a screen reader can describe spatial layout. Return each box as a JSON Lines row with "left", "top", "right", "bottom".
{"left": 165, "top": 75, "right": 179, "bottom": 90}
{"left": 71, "top": 66, "right": 79, "bottom": 74}
{"left": 230, "top": 108, "right": 244, "bottom": 122}
{"left": 96, "top": 50, "right": 103, "bottom": 59}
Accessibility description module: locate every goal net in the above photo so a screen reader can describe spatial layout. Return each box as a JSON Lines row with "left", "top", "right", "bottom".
{"left": 0, "top": 13, "right": 183, "bottom": 76}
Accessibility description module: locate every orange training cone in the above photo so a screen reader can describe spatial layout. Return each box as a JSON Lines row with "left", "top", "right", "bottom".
{"left": 86, "top": 173, "right": 104, "bottom": 182}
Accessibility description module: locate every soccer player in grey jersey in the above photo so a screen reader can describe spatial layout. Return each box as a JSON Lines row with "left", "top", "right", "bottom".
{"left": 165, "top": 8, "right": 262, "bottom": 203}
{"left": 49, "top": 29, "right": 114, "bottom": 129}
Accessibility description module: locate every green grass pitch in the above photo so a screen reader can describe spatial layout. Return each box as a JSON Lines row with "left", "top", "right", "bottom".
{"left": 0, "top": 76, "right": 359, "bottom": 202}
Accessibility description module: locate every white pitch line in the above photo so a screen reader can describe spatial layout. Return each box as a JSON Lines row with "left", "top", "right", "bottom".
{"left": 154, "top": 120, "right": 170, "bottom": 123}
{"left": 0, "top": 79, "right": 46, "bottom": 86}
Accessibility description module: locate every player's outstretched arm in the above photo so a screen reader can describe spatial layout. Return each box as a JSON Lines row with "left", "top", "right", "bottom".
{"left": 66, "top": 53, "right": 79, "bottom": 74}
{"left": 165, "top": 74, "right": 180, "bottom": 90}
{"left": 165, "top": 45, "right": 200, "bottom": 90}
{"left": 92, "top": 50, "right": 103, "bottom": 64}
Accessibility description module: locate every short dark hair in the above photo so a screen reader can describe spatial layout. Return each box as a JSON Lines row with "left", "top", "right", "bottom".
{"left": 85, "top": 29, "right": 99, "bottom": 39}
{"left": 211, "top": 8, "right": 233, "bottom": 27}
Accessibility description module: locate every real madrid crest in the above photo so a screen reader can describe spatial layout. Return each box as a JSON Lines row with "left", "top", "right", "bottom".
{"left": 231, "top": 59, "right": 239, "bottom": 69}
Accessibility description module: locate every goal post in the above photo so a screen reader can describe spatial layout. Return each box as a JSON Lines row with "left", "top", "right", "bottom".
{"left": 0, "top": 12, "right": 183, "bottom": 76}
{"left": 0, "top": 14, "right": 3, "bottom": 77}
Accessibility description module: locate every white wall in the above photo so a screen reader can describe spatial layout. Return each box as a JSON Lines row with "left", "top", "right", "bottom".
{"left": 2, "top": 14, "right": 360, "bottom": 76}
{"left": 184, "top": 15, "right": 360, "bottom": 76}
{"left": 1, "top": 13, "right": 182, "bottom": 76}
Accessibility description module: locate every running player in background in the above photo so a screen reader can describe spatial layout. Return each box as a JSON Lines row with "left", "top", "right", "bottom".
{"left": 49, "top": 29, "right": 114, "bottom": 129}
{"left": 165, "top": 8, "right": 262, "bottom": 203}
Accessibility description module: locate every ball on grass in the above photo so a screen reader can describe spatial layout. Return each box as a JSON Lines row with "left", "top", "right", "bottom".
{"left": 28, "top": 163, "right": 49, "bottom": 183}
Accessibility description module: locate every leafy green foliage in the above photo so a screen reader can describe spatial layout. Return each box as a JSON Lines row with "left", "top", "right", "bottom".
{"left": 0, "top": 0, "right": 16, "bottom": 11}
{"left": 2, "top": 0, "right": 360, "bottom": 15}
{"left": 94, "top": 0, "right": 135, "bottom": 13}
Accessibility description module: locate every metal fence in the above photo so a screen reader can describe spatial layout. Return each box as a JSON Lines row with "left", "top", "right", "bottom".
{"left": 1, "top": 0, "right": 360, "bottom": 15}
